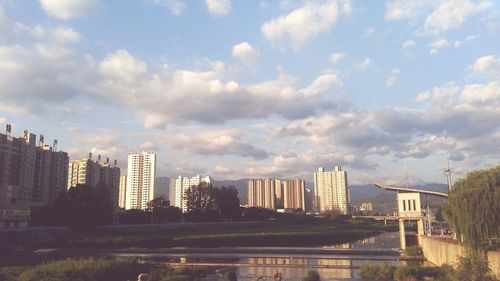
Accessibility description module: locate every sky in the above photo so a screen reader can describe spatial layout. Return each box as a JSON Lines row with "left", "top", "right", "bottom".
{"left": 0, "top": 0, "right": 499, "bottom": 185}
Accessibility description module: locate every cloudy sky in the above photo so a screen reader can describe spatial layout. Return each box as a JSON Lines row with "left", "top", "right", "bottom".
{"left": 0, "top": 0, "right": 499, "bottom": 185}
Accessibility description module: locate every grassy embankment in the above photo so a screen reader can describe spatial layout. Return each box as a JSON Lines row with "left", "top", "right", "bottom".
{"left": 0, "top": 220, "right": 395, "bottom": 251}
{"left": 0, "top": 257, "right": 224, "bottom": 281}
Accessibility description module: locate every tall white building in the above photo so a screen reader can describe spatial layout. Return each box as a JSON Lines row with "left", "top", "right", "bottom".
{"left": 118, "top": 175, "right": 127, "bottom": 209}
{"left": 313, "top": 166, "right": 349, "bottom": 215}
{"left": 125, "top": 152, "right": 156, "bottom": 210}
{"left": 171, "top": 175, "right": 211, "bottom": 212}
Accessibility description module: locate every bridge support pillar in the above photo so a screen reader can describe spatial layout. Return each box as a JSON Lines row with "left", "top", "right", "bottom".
{"left": 399, "top": 219, "right": 406, "bottom": 250}
{"left": 417, "top": 219, "right": 424, "bottom": 245}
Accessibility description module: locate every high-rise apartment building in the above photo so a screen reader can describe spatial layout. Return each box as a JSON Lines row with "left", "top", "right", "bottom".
{"left": 248, "top": 178, "right": 306, "bottom": 211}
{"left": 313, "top": 166, "right": 349, "bottom": 214}
{"left": 0, "top": 130, "right": 68, "bottom": 209}
{"left": 67, "top": 154, "right": 120, "bottom": 208}
{"left": 125, "top": 152, "right": 156, "bottom": 210}
{"left": 118, "top": 175, "right": 127, "bottom": 209}
{"left": 171, "top": 175, "right": 211, "bottom": 212}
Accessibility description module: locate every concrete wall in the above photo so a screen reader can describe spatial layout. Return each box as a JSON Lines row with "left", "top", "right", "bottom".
{"left": 421, "top": 235, "right": 499, "bottom": 276}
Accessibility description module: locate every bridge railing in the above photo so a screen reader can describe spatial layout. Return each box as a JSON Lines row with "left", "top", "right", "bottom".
{"left": 399, "top": 211, "right": 424, "bottom": 219}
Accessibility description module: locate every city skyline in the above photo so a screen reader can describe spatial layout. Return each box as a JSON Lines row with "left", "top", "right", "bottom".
{"left": 0, "top": 1, "right": 499, "bottom": 185}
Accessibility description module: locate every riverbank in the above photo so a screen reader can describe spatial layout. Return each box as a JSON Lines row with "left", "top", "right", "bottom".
{"left": 1, "top": 220, "right": 395, "bottom": 249}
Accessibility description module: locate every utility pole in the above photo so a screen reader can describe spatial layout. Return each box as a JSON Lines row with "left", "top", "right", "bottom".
{"left": 444, "top": 160, "right": 453, "bottom": 193}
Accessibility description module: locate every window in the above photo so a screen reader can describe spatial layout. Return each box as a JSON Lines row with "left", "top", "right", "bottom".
{"left": 403, "top": 200, "right": 406, "bottom": 211}
{"left": 413, "top": 200, "right": 416, "bottom": 211}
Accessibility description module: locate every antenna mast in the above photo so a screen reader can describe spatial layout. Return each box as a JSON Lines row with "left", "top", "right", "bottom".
{"left": 444, "top": 160, "right": 453, "bottom": 193}
{"left": 404, "top": 160, "right": 409, "bottom": 189}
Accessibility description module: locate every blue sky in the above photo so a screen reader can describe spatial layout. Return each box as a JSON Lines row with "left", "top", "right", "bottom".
{"left": 0, "top": 0, "right": 499, "bottom": 185}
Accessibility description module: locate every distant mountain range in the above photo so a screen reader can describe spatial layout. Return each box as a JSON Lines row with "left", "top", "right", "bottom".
{"left": 157, "top": 177, "right": 448, "bottom": 213}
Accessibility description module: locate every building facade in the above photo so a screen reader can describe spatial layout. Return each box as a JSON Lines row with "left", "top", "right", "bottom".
{"left": 171, "top": 175, "right": 211, "bottom": 212}
{"left": 247, "top": 178, "right": 305, "bottom": 211}
{"left": 118, "top": 175, "right": 127, "bottom": 209}
{"left": 125, "top": 152, "right": 156, "bottom": 210}
{"left": 313, "top": 166, "right": 349, "bottom": 215}
{"left": 67, "top": 155, "right": 121, "bottom": 208}
{"left": 0, "top": 130, "right": 68, "bottom": 209}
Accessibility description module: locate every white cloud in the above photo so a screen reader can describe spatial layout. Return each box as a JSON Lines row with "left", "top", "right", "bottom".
{"left": 168, "top": 129, "right": 268, "bottom": 159}
{"left": 213, "top": 165, "right": 233, "bottom": 176}
{"left": 232, "top": 42, "right": 260, "bottom": 65}
{"left": 261, "top": 0, "right": 347, "bottom": 50}
{"left": 99, "top": 49, "right": 148, "bottom": 83}
{"left": 358, "top": 58, "right": 371, "bottom": 69}
{"left": 300, "top": 73, "right": 341, "bottom": 96}
{"left": 428, "top": 38, "right": 449, "bottom": 54}
{"left": 206, "top": 0, "right": 231, "bottom": 16}
{"left": 363, "top": 27, "right": 376, "bottom": 38}
{"left": 386, "top": 0, "right": 494, "bottom": 35}
{"left": 329, "top": 52, "right": 346, "bottom": 64}
{"left": 385, "top": 0, "right": 433, "bottom": 21}
{"left": 402, "top": 40, "right": 416, "bottom": 53}
{"left": 53, "top": 27, "right": 81, "bottom": 44}
{"left": 461, "top": 82, "right": 500, "bottom": 106}
{"left": 0, "top": 44, "right": 80, "bottom": 114}
{"left": 146, "top": 0, "right": 186, "bottom": 16}
{"left": 386, "top": 69, "right": 401, "bottom": 88}
{"left": 424, "top": 0, "right": 494, "bottom": 35}
{"left": 469, "top": 55, "right": 500, "bottom": 78}
{"left": 415, "top": 83, "right": 459, "bottom": 104}
{"left": 39, "top": 0, "right": 99, "bottom": 20}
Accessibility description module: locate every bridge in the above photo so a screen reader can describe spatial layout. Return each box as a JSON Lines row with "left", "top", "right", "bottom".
{"left": 352, "top": 215, "right": 399, "bottom": 222}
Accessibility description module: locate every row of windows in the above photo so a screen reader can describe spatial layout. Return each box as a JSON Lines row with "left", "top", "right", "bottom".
{"left": 402, "top": 199, "right": 417, "bottom": 212}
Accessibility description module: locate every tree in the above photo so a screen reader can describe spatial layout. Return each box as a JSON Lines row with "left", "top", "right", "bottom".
{"left": 67, "top": 183, "right": 113, "bottom": 229}
{"left": 213, "top": 186, "right": 241, "bottom": 220}
{"left": 185, "top": 183, "right": 218, "bottom": 222}
{"left": 147, "top": 196, "right": 181, "bottom": 223}
{"left": 442, "top": 165, "right": 499, "bottom": 250}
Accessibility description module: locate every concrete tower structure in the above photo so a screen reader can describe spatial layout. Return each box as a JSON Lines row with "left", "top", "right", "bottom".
{"left": 125, "top": 152, "right": 156, "bottom": 210}
{"left": 313, "top": 166, "right": 349, "bottom": 215}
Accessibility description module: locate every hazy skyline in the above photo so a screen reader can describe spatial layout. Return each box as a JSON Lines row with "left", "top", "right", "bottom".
{"left": 0, "top": 0, "right": 498, "bottom": 184}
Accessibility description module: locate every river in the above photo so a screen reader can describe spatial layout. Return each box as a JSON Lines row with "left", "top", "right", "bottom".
{"left": 128, "top": 232, "right": 413, "bottom": 281}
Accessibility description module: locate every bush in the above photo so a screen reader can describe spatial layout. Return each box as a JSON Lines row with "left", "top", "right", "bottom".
{"left": 403, "top": 246, "right": 422, "bottom": 257}
{"left": 227, "top": 271, "right": 237, "bottom": 281}
{"left": 16, "top": 257, "right": 139, "bottom": 281}
{"left": 454, "top": 252, "right": 497, "bottom": 281}
{"left": 302, "top": 271, "right": 320, "bottom": 281}
{"left": 393, "top": 266, "right": 418, "bottom": 281}
{"left": 359, "top": 263, "right": 395, "bottom": 280}
{"left": 160, "top": 275, "right": 193, "bottom": 281}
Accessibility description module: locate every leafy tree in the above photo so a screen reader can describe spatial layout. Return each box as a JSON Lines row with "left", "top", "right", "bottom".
{"left": 302, "top": 271, "right": 320, "bottom": 281}
{"left": 117, "top": 209, "right": 151, "bottom": 225}
{"left": 442, "top": 165, "right": 499, "bottom": 250}
{"left": 147, "top": 196, "right": 181, "bottom": 223}
{"left": 185, "top": 183, "right": 218, "bottom": 222}
{"left": 213, "top": 186, "right": 241, "bottom": 220}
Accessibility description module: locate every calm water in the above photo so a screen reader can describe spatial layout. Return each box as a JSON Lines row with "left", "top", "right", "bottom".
{"left": 141, "top": 232, "right": 408, "bottom": 281}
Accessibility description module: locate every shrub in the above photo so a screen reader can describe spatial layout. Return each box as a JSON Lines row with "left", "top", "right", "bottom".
{"left": 227, "top": 271, "right": 237, "bottom": 281}
{"left": 302, "top": 270, "right": 320, "bottom": 281}
{"left": 403, "top": 246, "right": 422, "bottom": 257}
{"left": 16, "top": 257, "right": 138, "bottom": 281}
{"left": 454, "top": 252, "right": 497, "bottom": 281}
{"left": 359, "top": 263, "right": 395, "bottom": 280}
{"left": 160, "top": 275, "right": 193, "bottom": 281}
{"left": 393, "top": 266, "right": 417, "bottom": 281}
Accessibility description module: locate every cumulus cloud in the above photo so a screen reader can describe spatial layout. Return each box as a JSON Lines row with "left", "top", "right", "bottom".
{"left": 328, "top": 52, "right": 346, "bottom": 64}
{"left": 213, "top": 165, "right": 233, "bottom": 176}
{"left": 0, "top": 44, "right": 80, "bottom": 114}
{"left": 358, "top": 58, "right": 371, "bottom": 69}
{"left": 469, "top": 55, "right": 500, "bottom": 78}
{"left": 206, "top": 0, "right": 231, "bottom": 16}
{"left": 168, "top": 129, "right": 268, "bottom": 160}
{"left": 146, "top": 0, "right": 186, "bottom": 16}
{"left": 91, "top": 52, "right": 338, "bottom": 127}
{"left": 428, "top": 39, "right": 449, "bottom": 54}
{"left": 261, "top": 0, "right": 348, "bottom": 50}
{"left": 386, "top": 69, "right": 401, "bottom": 88}
{"left": 386, "top": 0, "right": 494, "bottom": 35}
{"left": 232, "top": 42, "right": 260, "bottom": 64}
{"left": 402, "top": 40, "right": 416, "bottom": 53}
{"left": 275, "top": 81, "right": 500, "bottom": 173}
{"left": 39, "top": 0, "right": 99, "bottom": 20}
{"left": 53, "top": 27, "right": 81, "bottom": 44}
{"left": 424, "top": 0, "right": 494, "bottom": 35}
